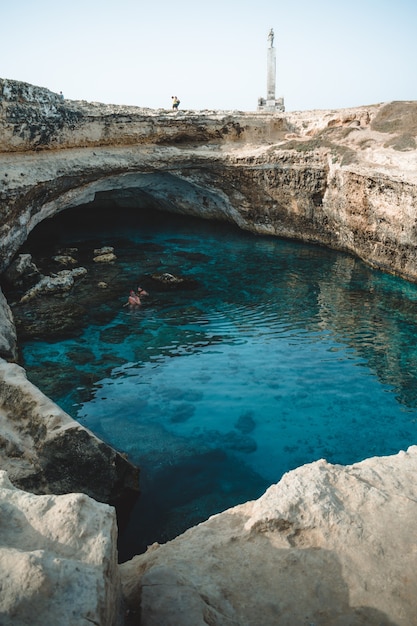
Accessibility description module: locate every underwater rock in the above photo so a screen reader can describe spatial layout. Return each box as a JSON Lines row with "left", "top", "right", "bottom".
{"left": 222, "top": 430, "right": 257, "bottom": 453}
{"left": 57, "top": 247, "right": 79, "bottom": 256}
{"left": 234, "top": 410, "right": 256, "bottom": 434}
{"left": 148, "top": 272, "right": 199, "bottom": 291}
{"left": 52, "top": 254, "right": 78, "bottom": 266}
{"left": 12, "top": 298, "right": 87, "bottom": 340}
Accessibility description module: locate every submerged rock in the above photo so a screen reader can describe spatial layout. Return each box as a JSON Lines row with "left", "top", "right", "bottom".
{"left": 148, "top": 272, "right": 199, "bottom": 291}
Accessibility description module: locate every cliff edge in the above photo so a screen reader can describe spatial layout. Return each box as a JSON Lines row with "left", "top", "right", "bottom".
{"left": 1, "top": 79, "right": 417, "bottom": 624}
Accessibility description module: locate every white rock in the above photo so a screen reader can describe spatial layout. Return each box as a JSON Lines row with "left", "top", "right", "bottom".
{"left": 120, "top": 447, "right": 417, "bottom": 626}
{"left": 0, "top": 471, "right": 123, "bottom": 625}
{"left": 93, "top": 253, "right": 117, "bottom": 263}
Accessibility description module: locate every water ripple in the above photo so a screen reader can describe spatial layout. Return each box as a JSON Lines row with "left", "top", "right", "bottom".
{"left": 18, "top": 206, "right": 417, "bottom": 558}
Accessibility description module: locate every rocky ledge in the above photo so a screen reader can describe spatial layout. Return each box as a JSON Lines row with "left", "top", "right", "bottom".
{"left": 2, "top": 447, "right": 415, "bottom": 625}
{"left": 121, "top": 446, "right": 417, "bottom": 626}
{"left": 1, "top": 79, "right": 417, "bottom": 624}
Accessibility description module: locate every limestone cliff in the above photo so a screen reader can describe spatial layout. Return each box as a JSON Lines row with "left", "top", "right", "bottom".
{"left": 1, "top": 79, "right": 417, "bottom": 284}
{"left": 1, "top": 79, "right": 417, "bottom": 625}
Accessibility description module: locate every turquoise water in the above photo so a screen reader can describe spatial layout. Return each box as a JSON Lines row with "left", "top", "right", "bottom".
{"left": 18, "top": 206, "right": 417, "bottom": 559}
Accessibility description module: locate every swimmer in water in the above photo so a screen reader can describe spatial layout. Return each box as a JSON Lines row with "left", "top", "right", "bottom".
{"left": 124, "top": 290, "right": 141, "bottom": 307}
{"left": 137, "top": 286, "right": 149, "bottom": 297}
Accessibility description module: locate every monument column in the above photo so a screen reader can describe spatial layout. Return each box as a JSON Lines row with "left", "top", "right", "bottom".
{"left": 266, "top": 29, "right": 276, "bottom": 103}
{"left": 257, "top": 28, "right": 285, "bottom": 112}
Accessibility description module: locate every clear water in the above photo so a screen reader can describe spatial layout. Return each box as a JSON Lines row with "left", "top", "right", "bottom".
{"left": 18, "top": 206, "right": 417, "bottom": 559}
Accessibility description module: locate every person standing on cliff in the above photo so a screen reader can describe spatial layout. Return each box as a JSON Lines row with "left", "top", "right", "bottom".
{"left": 171, "top": 96, "right": 180, "bottom": 110}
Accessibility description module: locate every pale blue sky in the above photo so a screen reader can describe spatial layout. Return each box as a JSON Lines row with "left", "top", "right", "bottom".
{"left": 2, "top": 0, "right": 416, "bottom": 112}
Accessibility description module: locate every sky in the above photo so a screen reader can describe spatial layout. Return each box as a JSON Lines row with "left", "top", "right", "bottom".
{"left": 2, "top": 0, "right": 417, "bottom": 112}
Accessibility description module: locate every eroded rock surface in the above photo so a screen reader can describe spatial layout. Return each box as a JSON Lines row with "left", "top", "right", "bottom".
{"left": 1, "top": 78, "right": 417, "bottom": 284}
{"left": 0, "top": 470, "right": 123, "bottom": 626}
{"left": 0, "top": 359, "right": 139, "bottom": 509}
{"left": 0, "top": 288, "right": 17, "bottom": 361}
{"left": 120, "top": 447, "right": 417, "bottom": 626}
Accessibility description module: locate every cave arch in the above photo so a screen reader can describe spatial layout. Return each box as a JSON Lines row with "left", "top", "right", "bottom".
{"left": 2, "top": 166, "right": 250, "bottom": 275}
{"left": 62, "top": 171, "right": 243, "bottom": 223}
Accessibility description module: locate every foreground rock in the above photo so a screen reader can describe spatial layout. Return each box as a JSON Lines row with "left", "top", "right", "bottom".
{"left": 120, "top": 446, "right": 417, "bottom": 626}
{"left": 0, "top": 471, "right": 122, "bottom": 625}
{"left": 0, "top": 359, "right": 139, "bottom": 509}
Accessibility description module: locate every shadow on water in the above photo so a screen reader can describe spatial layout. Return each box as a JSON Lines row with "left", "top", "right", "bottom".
{"left": 118, "top": 449, "right": 269, "bottom": 560}
{"left": 5, "top": 204, "right": 417, "bottom": 560}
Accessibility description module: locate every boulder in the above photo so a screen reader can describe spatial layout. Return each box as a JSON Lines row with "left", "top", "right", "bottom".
{"left": 93, "top": 247, "right": 117, "bottom": 263}
{"left": 93, "top": 246, "right": 115, "bottom": 256}
{"left": 120, "top": 447, "right": 417, "bottom": 626}
{"left": 52, "top": 254, "right": 78, "bottom": 266}
{"left": 93, "top": 253, "right": 117, "bottom": 263}
{"left": 20, "top": 267, "right": 88, "bottom": 302}
{"left": 0, "top": 470, "right": 123, "bottom": 626}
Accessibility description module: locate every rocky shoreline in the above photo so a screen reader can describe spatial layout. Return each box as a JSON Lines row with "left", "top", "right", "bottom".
{"left": 1, "top": 78, "right": 417, "bottom": 624}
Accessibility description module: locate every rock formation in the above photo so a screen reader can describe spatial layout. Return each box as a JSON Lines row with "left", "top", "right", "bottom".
{"left": 0, "top": 470, "right": 123, "bottom": 626}
{"left": 120, "top": 447, "right": 417, "bottom": 626}
{"left": 0, "top": 288, "right": 17, "bottom": 362}
{"left": 1, "top": 78, "right": 417, "bottom": 624}
{"left": 1, "top": 79, "right": 417, "bottom": 284}
{"left": 0, "top": 359, "right": 138, "bottom": 509}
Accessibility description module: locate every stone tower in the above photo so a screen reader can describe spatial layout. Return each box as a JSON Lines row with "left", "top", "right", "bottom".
{"left": 258, "top": 28, "right": 285, "bottom": 112}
